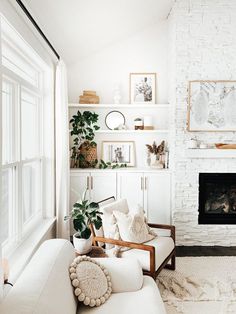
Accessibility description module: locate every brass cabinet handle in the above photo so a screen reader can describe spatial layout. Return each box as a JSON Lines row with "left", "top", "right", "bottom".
{"left": 91, "top": 176, "right": 93, "bottom": 190}
{"left": 141, "top": 177, "right": 144, "bottom": 190}
{"left": 145, "top": 177, "right": 147, "bottom": 190}
{"left": 87, "top": 176, "right": 89, "bottom": 189}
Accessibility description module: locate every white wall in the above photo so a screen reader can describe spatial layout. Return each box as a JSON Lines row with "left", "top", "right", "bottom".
{"left": 68, "top": 21, "right": 168, "bottom": 104}
{"left": 170, "top": 0, "right": 236, "bottom": 246}
{"left": 0, "top": 0, "right": 55, "bottom": 66}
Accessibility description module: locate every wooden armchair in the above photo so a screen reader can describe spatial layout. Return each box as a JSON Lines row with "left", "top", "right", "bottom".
{"left": 91, "top": 198, "right": 176, "bottom": 280}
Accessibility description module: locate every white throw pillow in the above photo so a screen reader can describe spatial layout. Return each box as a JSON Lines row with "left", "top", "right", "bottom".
{"left": 69, "top": 256, "right": 112, "bottom": 307}
{"left": 100, "top": 199, "right": 129, "bottom": 249}
{"left": 113, "top": 209, "right": 156, "bottom": 243}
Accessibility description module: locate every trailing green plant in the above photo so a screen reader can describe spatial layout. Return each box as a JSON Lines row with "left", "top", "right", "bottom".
{"left": 98, "top": 159, "right": 127, "bottom": 169}
{"left": 64, "top": 190, "right": 102, "bottom": 239}
{"left": 70, "top": 110, "right": 100, "bottom": 148}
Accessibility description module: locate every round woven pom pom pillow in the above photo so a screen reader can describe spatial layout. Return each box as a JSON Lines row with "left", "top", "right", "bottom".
{"left": 69, "top": 256, "right": 112, "bottom": 307}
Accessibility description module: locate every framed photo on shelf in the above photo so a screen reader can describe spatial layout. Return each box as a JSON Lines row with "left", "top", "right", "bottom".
{"left": 102, "top": 141, "right": 136, "bottom": 167}
{"left": 187, "top": 80, "right": 236, "bottom": 131}
{"left": 130, "top": 73, "right": 156, "bottom": 104}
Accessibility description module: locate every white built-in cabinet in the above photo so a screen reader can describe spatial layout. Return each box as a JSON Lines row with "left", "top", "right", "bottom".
{"left": 70, "top": 170, "right": 171, "bottom": 224}
{"left": 70, "top": 172, "right": 116, "bottom": 206}
{"left": 118, "top": 172, "right": 171, "bottom": 223}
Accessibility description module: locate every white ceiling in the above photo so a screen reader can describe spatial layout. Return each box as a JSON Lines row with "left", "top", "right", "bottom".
{"left": 23, "top": 0, "right": 174, "bottom": 64}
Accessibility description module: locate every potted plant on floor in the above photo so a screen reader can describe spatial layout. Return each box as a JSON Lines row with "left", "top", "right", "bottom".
{"left": 64, "top": 191, "right": 103, "bottom": 254}
{"left": 70, "top": 110, "right": 100, "bottom": 168}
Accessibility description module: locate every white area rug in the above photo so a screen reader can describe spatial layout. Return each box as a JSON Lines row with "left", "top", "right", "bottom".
{"left": 157, "top": 257, "right": 236, "bottom": 314}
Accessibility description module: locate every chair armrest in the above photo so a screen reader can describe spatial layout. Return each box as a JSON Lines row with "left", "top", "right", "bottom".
{"left": 148, "top": 223, "right": 175, "bottom": 243}
{"left": 94, "top": 236, "right": 156, "bottom": 275}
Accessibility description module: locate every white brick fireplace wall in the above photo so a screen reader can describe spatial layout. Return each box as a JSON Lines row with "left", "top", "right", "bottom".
{"left": 169, "top": 0, "right": 236, "bottom": 246}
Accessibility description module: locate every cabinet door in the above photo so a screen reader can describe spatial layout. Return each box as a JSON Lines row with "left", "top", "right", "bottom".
{"left": 70, "top": 172, "right": 89, "bottom": 210}
{"left": 90, "top": 172, "right": 117, "bottom": 203}
{"left": 117, "top": 172, "right": 144, "bottom": 212}
{"left": 144, "top": 173, "right": 171, "bottom": 224}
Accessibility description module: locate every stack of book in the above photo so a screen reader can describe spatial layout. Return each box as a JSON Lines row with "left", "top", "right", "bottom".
{"left": 79, "top": 90, "right": 100, "bottom": 104}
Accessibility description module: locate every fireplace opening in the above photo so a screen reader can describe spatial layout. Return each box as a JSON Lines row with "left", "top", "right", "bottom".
{"left": 199, "top": 173, "right": 236, "bottom": 224}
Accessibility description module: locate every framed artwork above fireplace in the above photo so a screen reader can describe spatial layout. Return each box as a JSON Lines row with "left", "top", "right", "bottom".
{"left": 187, "top": 80, "right": 236, "bottom": 131}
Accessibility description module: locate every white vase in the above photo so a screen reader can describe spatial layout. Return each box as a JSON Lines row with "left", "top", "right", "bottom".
{"left": 73, "top": 233, "right": 92, "bottom": 254}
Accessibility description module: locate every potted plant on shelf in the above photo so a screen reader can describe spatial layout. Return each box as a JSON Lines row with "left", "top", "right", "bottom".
{"left": 70, "top": 110, "right": 100, "bottom": 168}
{"left": 64, "top": 191, "right": 103, "bottom": 254}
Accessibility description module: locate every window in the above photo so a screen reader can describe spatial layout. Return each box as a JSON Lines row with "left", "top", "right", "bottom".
{"left": 0, "top": 16, "right": 54, "bottom": 256}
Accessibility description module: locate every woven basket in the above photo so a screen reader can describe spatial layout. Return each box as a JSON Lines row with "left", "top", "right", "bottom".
{"left": 79, "top": 142, "right": 97, "bottom": 168}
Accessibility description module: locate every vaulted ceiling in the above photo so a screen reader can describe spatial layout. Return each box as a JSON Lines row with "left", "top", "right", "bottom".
{"left": 23, "top": 0, "right": 174, "bottom": 64}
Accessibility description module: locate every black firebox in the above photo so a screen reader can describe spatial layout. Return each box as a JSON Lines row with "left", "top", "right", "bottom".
{"left": 199, "top": 173, "right": 236, "bottom": 224}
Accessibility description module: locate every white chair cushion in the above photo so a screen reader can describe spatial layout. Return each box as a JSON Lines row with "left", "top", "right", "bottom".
{"left": 121, "top": 236, "right": 175, "bottom": 271}
{"left": 77, "top": 276, "right": 166, "bottom": 314}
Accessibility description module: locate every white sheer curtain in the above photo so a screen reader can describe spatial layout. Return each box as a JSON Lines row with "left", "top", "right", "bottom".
{"left": 55, "top": 60, "right": 70, "bottom": 239}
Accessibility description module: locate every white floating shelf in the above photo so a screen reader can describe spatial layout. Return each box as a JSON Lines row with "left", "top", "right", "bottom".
{"left": 69, "top": 129, "right": 170, "bottom": 134}
{"left": 69, "top": 103, "right": 170, "bottom": 109}
{"left": 70, "top": 168, "right": 172, "bottom": 173}
{"left": 95, "top": 129, "right": 169, "bottom": 134}
{"left": 185, "top": 149, "right": 236, "bottom": 159}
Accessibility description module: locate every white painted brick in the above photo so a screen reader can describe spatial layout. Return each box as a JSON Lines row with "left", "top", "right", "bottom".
{"left": 170, "top": 0, "right": 236, "bottom": 246}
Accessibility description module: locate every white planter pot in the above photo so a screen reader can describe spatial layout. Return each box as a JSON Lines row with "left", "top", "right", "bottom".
{"left": 73, "top": 233, "right": 92, "bottom": 254}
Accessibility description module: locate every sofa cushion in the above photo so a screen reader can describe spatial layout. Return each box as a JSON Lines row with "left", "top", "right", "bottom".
{"left": 121, "top": 236, "right": 175, "bottom": 271}
{"left": 113, "top": 209, "right": 156, "bottom": 243}
{"left": 92, "top": 258, "right": 143, "bottom": 293}
{"left": 100, "top": 199, "right": 129, "bottom": 249}
{"left": 69, "top": 256, "right": 112, "bottom": 307}
{"left": 0, "top": 239, "right": 77, "bottom": 314}
{"left": 77, "top": 276, "right": 166, "bottom": 314}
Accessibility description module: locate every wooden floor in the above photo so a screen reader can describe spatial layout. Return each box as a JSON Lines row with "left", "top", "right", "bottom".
{"left": 176, "top": 246, "right": 236, "bottom": 256}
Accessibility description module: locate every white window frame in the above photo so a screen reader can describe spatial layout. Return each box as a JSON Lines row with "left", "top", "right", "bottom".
{"left": 1, "top": 15, "right": 55, "bottom": 258}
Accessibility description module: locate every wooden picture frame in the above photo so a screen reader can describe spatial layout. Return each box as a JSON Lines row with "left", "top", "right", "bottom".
{"left": 129, "top": 73, "right": 156, "bottom": 104}
{"left": 187, "top": 80, "right": 236, "bottom": 132}
{"left": 102, "top": 141, "right": 136, "bottom": 167}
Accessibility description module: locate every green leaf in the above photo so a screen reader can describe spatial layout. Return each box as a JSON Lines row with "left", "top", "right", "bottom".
{"left": 81, "top": 228, "right": 91, "bottom": 239}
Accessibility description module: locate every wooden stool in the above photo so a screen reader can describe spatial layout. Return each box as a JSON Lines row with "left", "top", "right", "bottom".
{"left": 75, "top": 246, "right": 107, "bottom": 258}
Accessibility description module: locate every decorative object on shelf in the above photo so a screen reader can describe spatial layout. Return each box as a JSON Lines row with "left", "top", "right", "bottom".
{"left": 143, "top": 115, "right": 154, "bottom": 130}
{"left": 146, "top": 140, "right": 166, "bottom": 169}
{"left": 102, "top": 141, "right": 136, "bottom": 167}
{"left": 188, "top": 80, "right": 236, "bottom": 131}
{"left": 113, "top": 83, "right": 121, "bottom": 104}
{"left": 187, "top": 137, "right": 198, "bottom": 149}
{"left": 105, "top": 110, "right": 126, "bottom": 130}
{"left": 215, "top": 143, "right": 236, "bottom": 149}
{"left": 79, "top": 90, "right": 100, "bottom": 104}
{"left": 98, "top": 159, "right": 127, "bottom": 169}
{"left": 134, "top": 117, "right": 144, "bottom": 130}
{"left": 64, "top": 190, "right": 102, "bottom": 254}
{"left": 199, "top": 142, "right": 207, "bottom": 149}
{"left": 130, "top": 73, "right": 156, "bottom": 104}
{"left": 70, "top": 110, "right": 99, "bottom": 168}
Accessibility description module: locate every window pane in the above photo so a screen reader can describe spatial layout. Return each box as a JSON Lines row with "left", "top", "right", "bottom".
{"left": 2, "top": 80, "right": 14, "bottom": 164}
{"left": 1, "top": 168, "right": 13, "bottom": 243}
{"left": 2, "top": 41, "right": 40, "bottom": 87}
{"left": 21, "top": 90, "right": 39, "bottom": 159}
{"left": 22, "top": 162, "right": 40, "bottom": 224}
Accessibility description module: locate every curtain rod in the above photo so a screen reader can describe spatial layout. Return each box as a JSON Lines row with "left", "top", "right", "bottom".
{"left": 15, "top": 0, "right": 60, "bottom": 60}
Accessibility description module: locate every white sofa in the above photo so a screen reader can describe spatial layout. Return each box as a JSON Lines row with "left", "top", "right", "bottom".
{"left": 0, "top": 239, "right": 166, "bottom": 314}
